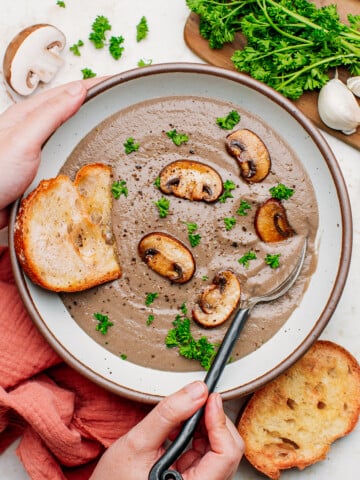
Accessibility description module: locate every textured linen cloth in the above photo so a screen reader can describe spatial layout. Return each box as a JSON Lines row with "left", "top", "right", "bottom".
{"left": 0, "top": 246, "right": 150, "bottom": 479}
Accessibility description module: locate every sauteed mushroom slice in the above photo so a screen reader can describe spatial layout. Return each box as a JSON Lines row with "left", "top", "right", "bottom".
{"left": 255, "top": 198, "right": 295, "bottom": 243}
{"left": 159, "top": 160, "right": 223, "bottom": 202}
{"left": 192, "top": 270, "right": 241, "bottom": 327}
{"left": 138, "top": 232, "right": 195, "bottom": 283}
{"left": 226, "top": 129, "right": 271, "bottom": 183}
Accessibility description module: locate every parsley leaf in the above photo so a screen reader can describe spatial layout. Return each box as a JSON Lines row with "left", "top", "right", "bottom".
{"left": 123, "top": 137, "right": 140, "bottom": 154}
{"left": 145, "top": 292, "right": 159, "bottom": 306}
{"left": 218, "top": 179, "right": 236, "bottom": 203}
{"left": 138, "top": 58, "right": 153, "bottom": 67}
{"left": 111, "top": 180, "right": 128, "bottom": 199}
{"left": 154, "top": 197, "right": 170, "bottom": 218}
{"left": 136, "top": 16, "right": 149, "bottom": 42}
{"left": 237, "top": 199, "right": 252, "bottom": 216}
{"left": 238, "top": 250, "right": 257, "bottom": 268}
{"left": 185, "top": 222, "right": 201, "bottom": 247}
{"left": 270, "top": 183, "right": 294, "bottom": 200}
{"left": 109, "top": 35, "right": 125, "bottom": 60}
{"left": 216, "top": 110, "right": 240, "bottom": 130}
{"left": 57, "top": 1, "right": 66, "bottom": 8}
{"left": 147, "top": 314, "right": 155, "bottom": 326}
{"left": 165, "top": 311, "right": 218, "bottom": 370}
{"left": 89, "top": 15, "right": 111, "bottom": 49}
{"left": 81, "top": 68, "right": 96, "bottom": 79}
{"left": 265, "top": 253, "right": 281, "bottom": 269}
{"left": 94, "top": 312, "right": 113, "bottom": 335}
{"left": 224, "top": 217, "right": 236, "bottom": 231}
{"left": 153, "top": 177, "right": 161, "bottom": 189}
{"left": 120, "top": 353, "right": 127, "bottom": 360}
{"left": 166, "top": 129, "right": 189, "bottom": 146}
{"left": 69, "top": 39, "right": 84, "bottom": 56}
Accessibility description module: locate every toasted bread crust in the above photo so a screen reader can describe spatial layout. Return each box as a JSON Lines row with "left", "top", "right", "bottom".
{"left": 238, "top": 340, "right": 360, "bottom": 479}
{"left": 14, "top": 163, "right": 121, "bottom": 292}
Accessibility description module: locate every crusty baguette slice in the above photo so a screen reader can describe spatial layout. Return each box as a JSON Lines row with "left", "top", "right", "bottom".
{"left": 238, "top": 340, "right": 360, "bottom": 479}
{"left": 14, "top": 163, "right": 121, "bottom": 292}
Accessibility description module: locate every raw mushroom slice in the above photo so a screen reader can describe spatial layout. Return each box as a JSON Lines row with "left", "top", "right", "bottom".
{"left": 159, "top": 160, "right": 223, "bottom": 202}
{"left": 3, "top": 24, "right": 66, "bottom": 96}
{"left": 225, "top": 129, "right": 271, "bottom": 183}
{"left": 138, "top": 232, "right": 195, "bottom": 284}
{"left": 255, "top": 198, "right": 295, "bottom": 243}
{"left": 192, "top": 270, "right": 241, "bottom": 327}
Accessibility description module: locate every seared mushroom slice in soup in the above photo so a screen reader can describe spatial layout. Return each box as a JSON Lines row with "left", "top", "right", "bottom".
{"left": 159, "top": 160, "right": 223, "bottom": 202}
{"left": 138, "top": 232, "right": 195, "bottom": 283}
{"left": 192, "top": 270, "right": 241, "bottom": 327}
{"left": 226, "top": 129, "right": 271, "bottom": 183}
{"left": 255, "top": 198, "right": 295, "bottom": 243}
{"left": 3, "top": 24, "right": 66, "bottom": 96}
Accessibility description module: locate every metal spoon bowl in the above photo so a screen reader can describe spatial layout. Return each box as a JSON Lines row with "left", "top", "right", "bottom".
{"left": 149, "top": 239, "right": 308, "bottom": 480}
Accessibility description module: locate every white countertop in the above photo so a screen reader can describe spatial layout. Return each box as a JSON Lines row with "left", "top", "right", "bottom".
{"left": 0, "top": 1, "right": 359, "bottom": 479}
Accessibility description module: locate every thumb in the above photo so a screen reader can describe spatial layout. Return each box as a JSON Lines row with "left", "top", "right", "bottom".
{"left": 129, "top": 381, "right": 208, "bottom": 452}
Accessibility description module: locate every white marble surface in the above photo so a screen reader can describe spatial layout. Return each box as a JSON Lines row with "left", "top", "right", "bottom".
{"left": 0, "top": 1, "right": 359, "bottom": 479}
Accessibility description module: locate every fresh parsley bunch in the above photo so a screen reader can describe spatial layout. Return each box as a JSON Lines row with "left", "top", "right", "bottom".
{"left": 187, "top": 0, "right": 360, "bottom": 99}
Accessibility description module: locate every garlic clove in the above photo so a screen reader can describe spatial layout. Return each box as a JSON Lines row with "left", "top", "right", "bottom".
{"left": 318, "top": 78, "right": 360, "bottom": 135}
{"left": 347, "top": 76, "right": 360, "bottom": 98}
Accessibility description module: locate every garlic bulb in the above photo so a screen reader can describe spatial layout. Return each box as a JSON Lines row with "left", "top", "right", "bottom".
{"left": 318, "top": 77, "right": 360, "bottom": 135}
{"left": 347, "top": 76, "right": 360, "bottom": 98}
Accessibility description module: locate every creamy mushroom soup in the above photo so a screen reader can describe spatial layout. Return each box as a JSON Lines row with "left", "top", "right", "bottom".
{"left": 60, "top": 96, "right": 318, "bottom": 372}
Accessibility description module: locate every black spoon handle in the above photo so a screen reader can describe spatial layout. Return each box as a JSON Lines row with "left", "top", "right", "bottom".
{"left": 148, "top": 307, "right": 250, "bottom": 480}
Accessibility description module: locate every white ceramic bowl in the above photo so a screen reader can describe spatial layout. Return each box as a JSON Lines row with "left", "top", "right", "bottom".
{"left": 9, "top": 64, "right": 352, "bottom": 403}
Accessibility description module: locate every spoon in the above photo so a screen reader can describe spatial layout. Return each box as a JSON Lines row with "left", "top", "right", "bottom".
{"left": 149, "top": 239, "right": 307, "bottom": 480}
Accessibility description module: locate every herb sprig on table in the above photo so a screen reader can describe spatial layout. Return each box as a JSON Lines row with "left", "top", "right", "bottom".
{"left": 186, "top": 0, "right": 360, "bottom": 99}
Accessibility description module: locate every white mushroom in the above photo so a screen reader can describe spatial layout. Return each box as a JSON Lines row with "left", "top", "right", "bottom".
{"left": 3, "top": 24, "right": 66, "bottom": 96}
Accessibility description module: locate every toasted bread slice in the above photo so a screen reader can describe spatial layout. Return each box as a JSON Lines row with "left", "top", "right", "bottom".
{"left": 14, "top": 163, "right": 121, "bottom": 292}
{"left": 238, "top": 340, "right": 360, "bottom": 479}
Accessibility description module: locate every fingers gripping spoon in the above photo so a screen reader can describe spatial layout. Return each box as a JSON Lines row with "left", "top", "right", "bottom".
{"left": 149, "top": 239, "right": 308, "bottom": 480}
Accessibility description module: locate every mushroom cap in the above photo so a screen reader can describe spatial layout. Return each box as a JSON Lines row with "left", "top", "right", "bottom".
{"left": 226, "top": 129, "right": 271, "bottom": 183}
{"left": 159, "top": 160, "right": 223, "bottom": 202}
{"left": 255, "top": 198, "right": 295, "bottom": 243}
{"left": 3, "top": 24, "right": 66, "bottom": 96}
{"left": 138, "top": 232, "right": 196, "bottom": 284}
{"left": 192, "top": 270, "right": 241, "bottom": 327}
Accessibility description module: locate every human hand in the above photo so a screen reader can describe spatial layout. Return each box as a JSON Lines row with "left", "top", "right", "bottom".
{"left": 0, "top": 79, "right": 100, "bottom": 228}
{"left": 90, "top": 381, "right": 244, "bottom": 480}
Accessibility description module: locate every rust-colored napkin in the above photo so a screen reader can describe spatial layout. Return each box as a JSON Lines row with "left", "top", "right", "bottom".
{"left": 0, "top": 246, "right": 151, "bottom": 480}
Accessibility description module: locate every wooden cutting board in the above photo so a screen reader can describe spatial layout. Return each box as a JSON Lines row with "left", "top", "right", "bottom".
{"left": 184, "top": 0, "right": 360, "bottom": 151}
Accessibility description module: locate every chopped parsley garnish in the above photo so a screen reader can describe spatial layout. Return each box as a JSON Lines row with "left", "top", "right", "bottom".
{"left": 111, "top": 180, "right": 128, "bottom": 199}
{"left": 123, "top": 137, "right": 140, "bottom": 154}
{"left": 238, "top": 250, "right": 257, "bottom": 268}
{"left": 216, "top": 110, "right": 240, "bottom": 130}
{"left": 94, "top": 312, "right": 113, "bottom": 335}
{"left": 236, "top": 199, "right": 252, "bottom": 216}
{"left": 138, "top": 58, "right": 153, "bottom": 67}
{"left": 136, "top": 16, "right": 149, "bottom": 42}
{"left": 269, "top": 183, "right": 294, "bottom": 200}
{"left": 145, "top": 292, "right": 159, "bottom": 307}
{"left": 81, "top": 68, "right": 96, "bottom": 79}
{"left": 154, "top": 197, "right": 170, "bottom": 218}
{"left": 57, "top": 1, "right": 65, "bottom": 7}
{"left": 166, "top": 129, "right": 189, "bottom": 146}
{"left": 265, "top": 253, "right": 281, "bottom": 269}
{"left": 180, "top": 302, "right": 188, "bottom": 315}
{"left": 145, "top": 292, "right": 159, "bottom": 306}
{"left": 153, "top": 177, "right": 161, "bottom": 189}
{"left": 201, "top": 275, "right": 209, "bottom": 281}
{"left": 165, "top": 311, "right": 218, "bottom": 370}
{"left": 224, "top": 216, "right": 236, "bottom": 231}
{"left": 89, "top": 15, "right": 111, "bottom": 49}
{"left": 147, "top": 314, "right": 155, "bottom": 326}
{"left": 218, "top": 179, "right": 236, "bottom": 203}
{"left": 69, "top": 40, "right": 84, "bottom": 56}
{"left": 185, "top": 222, "right": 201, "bottom": 247}
{"left": 120, "top": 353, "right": 127, "bottom": 360}
{"left": 109, "top": 35, "right": 125, "bottom": 60}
